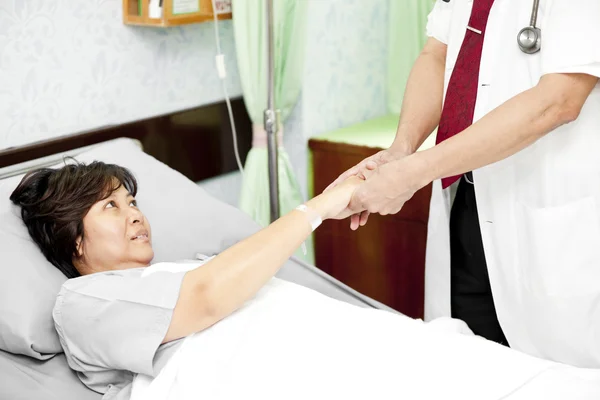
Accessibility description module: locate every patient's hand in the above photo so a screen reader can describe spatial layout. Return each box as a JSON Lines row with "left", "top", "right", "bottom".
{"left": 306, "top": 176, "right": 364, "bottom": 221}
{"left": 325, "top": 149, "right": 409, "bottom": 229}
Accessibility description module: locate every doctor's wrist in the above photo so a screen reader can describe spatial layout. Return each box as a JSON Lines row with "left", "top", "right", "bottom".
{"left": 402, "top": 152, "right": 436, "bottom": 191}
{"left": 389, "top": 140, "right": 415, "bottom": 157}
{"left": 391, "top": 126, "right": 429, "bottom": 156}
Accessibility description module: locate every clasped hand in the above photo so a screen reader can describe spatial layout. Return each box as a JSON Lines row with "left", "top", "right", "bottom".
{"left": 321, "top": 150, "right": 430, "bottom": 229}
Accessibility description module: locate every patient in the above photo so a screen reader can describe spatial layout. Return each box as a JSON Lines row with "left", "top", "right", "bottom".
{"left": 10, "top": 160, "right": 362, "bottom": 400}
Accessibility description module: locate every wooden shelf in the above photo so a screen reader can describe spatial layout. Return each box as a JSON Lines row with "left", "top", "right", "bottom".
{"left": 123, "top": 0, "right": 232, "bottom": 27}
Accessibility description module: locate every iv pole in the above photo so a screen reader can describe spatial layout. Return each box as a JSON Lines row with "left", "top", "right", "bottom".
{"left": 264, "top": 0, "right": 280, "bottom": 222}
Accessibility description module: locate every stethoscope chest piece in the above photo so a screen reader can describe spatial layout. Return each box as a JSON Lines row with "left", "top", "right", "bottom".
{"left": 517, "top": 26, "right": 541, "bottom": 54}
{"left": 518, "top": 0, "right": 541, "bottom": 54}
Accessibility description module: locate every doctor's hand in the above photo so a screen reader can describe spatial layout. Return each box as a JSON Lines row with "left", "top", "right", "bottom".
{"left": 349, "top": 154, "right": 430, "bottom": 221}
{"left": 324, "top": 148, "right": 410, "bottom": 230}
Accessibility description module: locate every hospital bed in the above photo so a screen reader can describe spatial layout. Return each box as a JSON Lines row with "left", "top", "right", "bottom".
{"left": 0, "top": 137, "right": 396, "bottom": 400}
{"left": 3, "top": 137, "right": 600, "bottom": 400}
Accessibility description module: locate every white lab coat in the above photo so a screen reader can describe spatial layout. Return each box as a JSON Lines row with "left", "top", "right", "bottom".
{"left": 423, "top": 0, "right": 600, "bottom": 368}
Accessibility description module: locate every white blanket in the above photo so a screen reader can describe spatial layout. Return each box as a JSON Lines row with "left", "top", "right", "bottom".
{"left": 131, "top": 277, "right": 600, "bottom": 400}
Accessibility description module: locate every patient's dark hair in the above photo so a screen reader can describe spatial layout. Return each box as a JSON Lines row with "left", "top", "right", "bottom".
{"left": 10, "top": 160, "right": 137, "bottom": 279}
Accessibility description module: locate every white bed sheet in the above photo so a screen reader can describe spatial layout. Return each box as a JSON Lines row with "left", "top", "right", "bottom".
{"left": 131, "top": 270, "right": 600, "bottom": 400}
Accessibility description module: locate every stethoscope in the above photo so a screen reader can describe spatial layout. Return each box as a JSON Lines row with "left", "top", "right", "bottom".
{"left": 443, "top": 0, "right": 541, "bottom": 54}
{"left": 517, "top": 0, "right": 541, "bottom": 54}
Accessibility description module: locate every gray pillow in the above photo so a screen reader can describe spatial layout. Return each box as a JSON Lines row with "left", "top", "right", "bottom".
{"left": 0, "top": 349, "right": 101, "bottom": 400}
{"left": 0, "top": 138, "right": 260, "bottom": 358}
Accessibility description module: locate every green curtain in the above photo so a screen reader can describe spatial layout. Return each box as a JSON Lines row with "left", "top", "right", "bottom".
{"left": 387, "top": 0, "right": 435, "bottom": 114}
{"left": 232, "top": 0, "right": 308, "bottom": 258}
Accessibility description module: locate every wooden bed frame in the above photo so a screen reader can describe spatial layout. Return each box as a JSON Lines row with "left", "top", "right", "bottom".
{"left": 0, "top": 98, "right": 253, "bottom": 183}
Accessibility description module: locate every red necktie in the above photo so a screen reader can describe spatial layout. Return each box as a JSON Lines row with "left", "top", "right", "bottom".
{"left": 436, "top": 0, "right": 495, "bottom": 189}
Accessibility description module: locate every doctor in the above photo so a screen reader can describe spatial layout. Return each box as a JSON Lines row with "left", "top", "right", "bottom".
{"left": 328, "top": 0, "right": 600, "bottom": 367}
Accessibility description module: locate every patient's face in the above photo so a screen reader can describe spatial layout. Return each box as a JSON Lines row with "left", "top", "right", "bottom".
{"left": 75, "top": 185, "right": 153, "bottom": 274}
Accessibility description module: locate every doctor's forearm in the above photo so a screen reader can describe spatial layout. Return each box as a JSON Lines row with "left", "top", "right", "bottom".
{"left": 391, "top": 38, "right": 447, "bottom": 155}
{"left": 416, "top": 75, "right": 591, "bottom": 183}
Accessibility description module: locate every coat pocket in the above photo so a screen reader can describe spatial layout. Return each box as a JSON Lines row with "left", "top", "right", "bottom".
{"left": 516, "top": 196, "right": 600, "bottom": 297}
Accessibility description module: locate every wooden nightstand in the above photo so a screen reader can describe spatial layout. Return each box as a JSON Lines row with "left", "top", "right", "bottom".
{"left": 308, "top": 115, "right": 435, "bottom": 319}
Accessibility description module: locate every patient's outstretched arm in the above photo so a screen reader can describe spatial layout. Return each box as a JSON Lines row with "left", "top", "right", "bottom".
{"left": 162, "top": 177, "right": 363, "bottom": 343}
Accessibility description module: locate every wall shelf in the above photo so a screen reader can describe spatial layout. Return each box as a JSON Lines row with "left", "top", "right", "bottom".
{"left": 123, "top": 0, "right": 232, "bottom": 27}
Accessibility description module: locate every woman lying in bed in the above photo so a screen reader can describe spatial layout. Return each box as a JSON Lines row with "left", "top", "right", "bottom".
{"left": 10, "top": 161, "right": 596, "bottom": 400}
{"left": 9, "top": 160, "right": 361, "bottom": 398}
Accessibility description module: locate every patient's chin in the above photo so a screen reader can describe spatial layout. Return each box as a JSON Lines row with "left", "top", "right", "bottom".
{"left": 141, "top": 249, "right": 154, "bottom": 264}
{"left": 130, "top": 247, "right": 154, "bottom": 267}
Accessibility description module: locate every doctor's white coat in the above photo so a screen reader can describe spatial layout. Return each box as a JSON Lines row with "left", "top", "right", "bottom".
{"left": 424, "top": 0, "right": 600, "bottom": 368}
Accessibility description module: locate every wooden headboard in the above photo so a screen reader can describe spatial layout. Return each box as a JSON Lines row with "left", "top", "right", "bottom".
{"left": 0, "top": 98, "right": 252, "bottom": 182}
